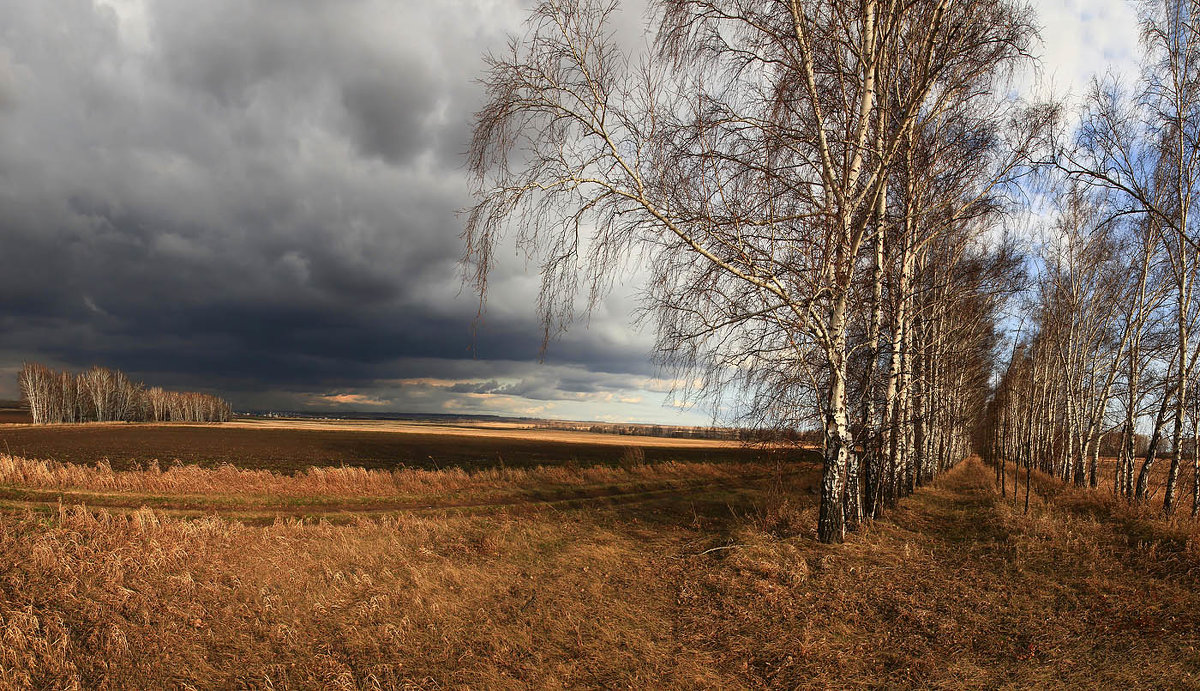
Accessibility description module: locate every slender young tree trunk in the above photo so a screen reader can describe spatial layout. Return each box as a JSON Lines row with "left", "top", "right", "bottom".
{"left": 1165, "top": 60, "right": 1196, "bottom": 513}
{"left": 1089, "top": 434, "right": 1101, "bottom": 489}
{"left": 1123, "top": 297, "right": 1145, "bottom": 499}
{"left": 1166, "top": 402, "right": 1185, "bottom": 514}
{"left": 1137, "top": 380, "right": 1174, "bottom": 502}
{"left": 1064, "top": 397, "right": 1078, "bottom": 485}
{"left": 1122, "top": 231, "right": 1154, "bottom": 499}
{"left": 1024, "top": 354, "right": 1037, "bottom": 507}
{"left": 1000, "top": 415, "right": 1008, "bottom": 497}
{"left": 1191, "top": 404, "right": 1200, "bottom": 518}
{"left": 1024, "top": 453, "right": 1032, "bottom": 514}
{"left": 819, "top": 286, "right": 853, "bottom": 544}
{"left": 1116, "top": 422, "right": 1127, "bottom": 497}
{"left": 911, "top": 310, "right": 925, "bottom": 493}
{"left": 1165, "top": 280, "right": 1191, "bottom": 515}
{"left": 861, "top": 195, "right": 886, "bottom": 519}
{"left": 1123, "top": 359, "right": 1139, "bottom": 499}
{"left": 887, "top": 255, "right": 913, "bottom": 504}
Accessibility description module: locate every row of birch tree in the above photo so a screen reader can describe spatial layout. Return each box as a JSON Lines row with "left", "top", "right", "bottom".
{"left": 983, "top": 0, "right": 1200, "bottom": 517}
{"left": 18, "top": 362, "right": 233, "bottom": 424}
{"left": 466, "top": 0, "right": 1050, "bottom": 542}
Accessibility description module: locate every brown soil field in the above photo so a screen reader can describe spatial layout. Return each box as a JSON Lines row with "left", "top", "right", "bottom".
{"left": 0, "top": 418, "right": 801, "bottom": 473}
{"left": 0, "top": 409, "right": 31, "bottom": 424}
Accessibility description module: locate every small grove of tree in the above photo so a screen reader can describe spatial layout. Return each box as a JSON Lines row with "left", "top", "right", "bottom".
{"left": 466, "top": 0, "right": 1047, "bottom": 542}
{"left": 18, "top": 362, "right": 233, "bottom": 424}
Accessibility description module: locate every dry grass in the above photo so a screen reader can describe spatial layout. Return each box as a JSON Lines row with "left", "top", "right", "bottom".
{"left": 0, "top": 475, "right": 785, "bottom": 688}
{"left": 0, "top": 453, "right": 772, "bottom": 499}
{"left": 0, "top": 507, "right": 686, "bottom": 687}
{"left": 1090, "top": 453, "right": 1200, "bottom": 509}
{"left": 4, "top": 456, "right": 1200, "bottom": 688}
{"left": 659, "top": 459, "right": 1200, "bottom": 687}
{"left": 0, "top": 454, "right": 798, "bottom": 524}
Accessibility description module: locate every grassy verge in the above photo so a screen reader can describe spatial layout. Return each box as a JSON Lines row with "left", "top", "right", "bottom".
{"left": 4, "top": 457, "right": 1200, "bottom": 687}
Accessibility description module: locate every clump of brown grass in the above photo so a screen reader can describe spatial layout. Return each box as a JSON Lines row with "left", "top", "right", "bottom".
{"left": 743, "top": 470, "right": 814, "bottom": 539}
{"left": 998, "top": 460, "right": 1200, "bottom": 578}
{"left": 721, "top": 540, "right": 810, "bottom": 585}
{"left": 747, "top": 495, "right": 811, "bottom": 539}
{"left": 618, "top": 445, "right": 645, "bottom": 470}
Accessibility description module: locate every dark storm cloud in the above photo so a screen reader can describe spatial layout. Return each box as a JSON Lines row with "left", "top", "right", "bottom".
{"left": 341, "top": 73, "right": 438, "bottom": 164}
{"left": 0, "top": 0, "right": 685, "bottom": 420}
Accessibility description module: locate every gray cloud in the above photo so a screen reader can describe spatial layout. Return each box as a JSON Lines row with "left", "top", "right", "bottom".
{"left": 0, "top": 0, "right": 700, "bottom": 423}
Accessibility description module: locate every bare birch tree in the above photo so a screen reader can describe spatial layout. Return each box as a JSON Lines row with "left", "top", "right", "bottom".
{"left": 466, "top": 0, "right": 1039, "bottom": 542}
{"left": 17, "top": 362, "right": 232, "bottom": 424}
{"left": 1054, "top": 0, "right": 1200, "bottom": 514}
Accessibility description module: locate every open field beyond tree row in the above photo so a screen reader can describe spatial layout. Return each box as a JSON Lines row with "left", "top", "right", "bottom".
{"left": 0, "top": 418, "right": 796, "bottom": 473}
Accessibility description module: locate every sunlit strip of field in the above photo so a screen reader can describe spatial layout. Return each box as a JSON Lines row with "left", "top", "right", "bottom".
{"left": 222, "top": 417, "right": 786, "bottom": 448}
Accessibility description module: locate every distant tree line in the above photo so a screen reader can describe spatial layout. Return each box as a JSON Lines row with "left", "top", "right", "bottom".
{"left": 18, "top": 362, "right": 233, "bottom": 424}
{"left": 538, "top": 419, "right": 805, "bottom": 442}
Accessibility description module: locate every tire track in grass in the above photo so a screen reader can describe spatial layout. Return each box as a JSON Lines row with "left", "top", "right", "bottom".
{"left": 0, "top": 466, "right": 818, "bottom": 524}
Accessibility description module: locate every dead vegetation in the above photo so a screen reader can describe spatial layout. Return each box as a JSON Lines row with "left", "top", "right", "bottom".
{"left": 0, "top": 453, "right": 773, "bottom": 500}
{"left": 3, "top": 456, "right": 1200, "bottom": 687}
{"left": 0, "top": 453, "right": 801, "bottom": 525}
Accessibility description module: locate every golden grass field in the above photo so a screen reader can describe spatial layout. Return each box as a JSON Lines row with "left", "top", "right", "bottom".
{"left": 225, "top": 418, "right": 757, "bottom": 447}
{"left": 2, "top": 421, "right": 1200, "bottom": 687}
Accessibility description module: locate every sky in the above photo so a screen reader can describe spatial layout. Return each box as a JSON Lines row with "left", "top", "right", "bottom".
{"left": 0, "top": 0, "right": 1145, "bottom": 423}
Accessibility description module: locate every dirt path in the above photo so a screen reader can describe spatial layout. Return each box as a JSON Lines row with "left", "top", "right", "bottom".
{"left": 869, "top": 458, "right": 1200, "bottom": 686}
{"left": 667, "top": 457, "right": 1200, "bottom": 687}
